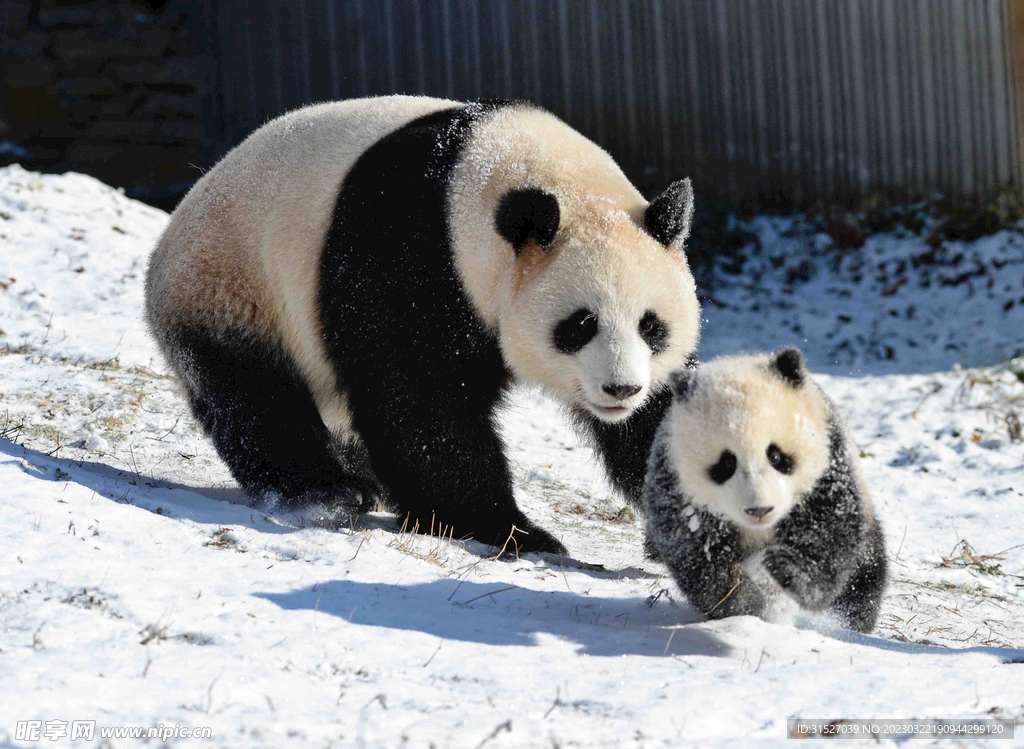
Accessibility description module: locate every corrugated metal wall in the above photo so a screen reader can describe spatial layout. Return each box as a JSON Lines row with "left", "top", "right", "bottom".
{"left": 216, "top": 0, "right": 1022, "bottom": 207}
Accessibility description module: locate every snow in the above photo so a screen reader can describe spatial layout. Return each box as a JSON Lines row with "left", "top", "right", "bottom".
{"left": 1, "top": 164, "right": 1022, "bottom": 747}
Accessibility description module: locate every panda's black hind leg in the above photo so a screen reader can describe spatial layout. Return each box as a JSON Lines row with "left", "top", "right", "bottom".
{"left": 169, "top": 325, "right": 381, "bottom": 526}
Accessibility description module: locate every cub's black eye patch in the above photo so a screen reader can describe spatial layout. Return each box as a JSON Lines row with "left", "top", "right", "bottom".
{"left": 639, "top": 311, "right": 668, "bottom": 354}
{"left": 553, "top": 309, "right": 598, "bottom": 354}
{"left": 766, "top": 443, "right": 795, "bottom": 474}
{"left": 709, "top": 450, "right": 737, "bottom": 485}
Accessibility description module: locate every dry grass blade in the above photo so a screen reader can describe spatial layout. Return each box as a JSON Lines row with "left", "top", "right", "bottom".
{"left": 940, "top": 540, "right": 1009, "bottom": 576}
{"left": 490, "top": 525, "right": 523, "bottom": 561}
{"left": 387, "top": 513, "right": 462, "bottom": 567}
{"left": 1007, "top": 411, "right": 1022, "bottom": 442}
{"left": 459, "top": 585, "right": 518, "bottom": 607}
{"left": 347, "top": 534, "right": 367, "bottom": 562}
{"left": 543, "top": 686, "right": 562, "bottom": 719}
{"left": 473, "top": 719, "right": 512, "bottom": 749}
{"left": 422, "top": 640, "right": 443, "bottom": 668}
{"left": 705, "top": 580, "right": 743, "bottom": 616}
{"left": 909, "top": 381, "right": 942, "bottom": 418}
{"left": 139, "top": 621, "right": 170, "bottom": 645}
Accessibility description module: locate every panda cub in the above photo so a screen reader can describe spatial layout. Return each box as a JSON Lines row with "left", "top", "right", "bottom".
{"left": 643, "top": 347, "right": 887, "bottom": 632}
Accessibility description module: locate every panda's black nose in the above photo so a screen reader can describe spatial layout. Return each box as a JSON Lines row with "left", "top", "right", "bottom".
{"left": 745, "top": 507, "right": 774, "bottom": 519}
{"left": 602, "top": 383, "right": 642, "bottom": 400}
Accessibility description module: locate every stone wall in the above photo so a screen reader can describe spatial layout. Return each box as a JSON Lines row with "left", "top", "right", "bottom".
{"left": 1, "top": 0, "right": 218, "bottom": 209}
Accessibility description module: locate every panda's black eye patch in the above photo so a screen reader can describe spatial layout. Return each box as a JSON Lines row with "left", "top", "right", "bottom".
{"left": 709, "top": 450, "right": 737, "bottom": 485}
{"left": 639, "top": 311, "right": 668, "bottom": 354}
{"left": 554, "top": 309, "right": 598, "bottom": 354}
{"left": 766, "top": 443, "right": 795, "bottom": 474}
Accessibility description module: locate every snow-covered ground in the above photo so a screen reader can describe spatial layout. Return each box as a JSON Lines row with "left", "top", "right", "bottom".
{"left": 1, "top": 164, "right": 1022, "bottom": 747}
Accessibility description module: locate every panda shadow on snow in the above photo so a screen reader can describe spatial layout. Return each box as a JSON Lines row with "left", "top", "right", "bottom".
{"left": 816, "top": 623, "right": 1024, "bottom": 663}
{"left": 0, "top": 436, "right": 452, "bottom": 542}
{"left": 0, "top": 436, "right": 341, "bottom": 539}
{"left": 255, "top": 577, "right": 729, "bottom": 658}
{"left": 257, "top": 571, "right": 1024, "bottom": 661}
{"left": 0, "top": 436, "right": 640, "bottom": 569}
{"left": 257, "top": 562, "right": 1024, "bottom": 661}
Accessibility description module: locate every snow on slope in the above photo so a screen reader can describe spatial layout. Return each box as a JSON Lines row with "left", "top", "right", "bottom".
{"left": 697, "top": 214, "right": 1024, "bottom": 373}
{"left": 1, "top": 164, "right": 1022, "bottom": 748}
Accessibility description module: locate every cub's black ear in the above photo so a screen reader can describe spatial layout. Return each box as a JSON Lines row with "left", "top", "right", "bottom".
{"left": 495, "top": 187, "right": 560, "bottom": 253}
{"left": 668, "top": 368, "right": 695, "bottom": 401}
{"left": 769, "top": 346, "right": 806, "bottom": 387}
{"left": 644, "top": 177, "right": 695, "bottom": 247}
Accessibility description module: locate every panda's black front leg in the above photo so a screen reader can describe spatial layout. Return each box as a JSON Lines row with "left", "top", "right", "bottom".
{"left": 763, "top": 490, "right": 864, "bottom": 613}
{"left": 354, "top": 383, "right": 567, "bottom": 556}
{"left": 643, "top": 448, "right": 768, "bottom": 619}
{"left": 662, "top": 518, "right": 767, "bottom": 619}
{"left": 761, "top": 545, "right": 834, "bottom": 610}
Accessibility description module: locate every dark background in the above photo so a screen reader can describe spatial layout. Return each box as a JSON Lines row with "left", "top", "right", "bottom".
{"left": 3, "top": 0, "right": 1023, "bottom": 213}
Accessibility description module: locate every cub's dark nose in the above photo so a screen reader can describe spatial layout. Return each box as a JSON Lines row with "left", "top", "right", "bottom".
{"left": 745, "top": 507, "right": 774, "bottom": 519}
{"left": 602, "top": 383, "right": 642, "bottom": 400}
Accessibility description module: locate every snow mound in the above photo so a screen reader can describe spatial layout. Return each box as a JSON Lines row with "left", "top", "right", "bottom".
{"left": 0, "top": 164, "right": 169, "bottom": 367}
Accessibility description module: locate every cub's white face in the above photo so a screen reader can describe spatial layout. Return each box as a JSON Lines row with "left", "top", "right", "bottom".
{"left": 664, "top": 352, "right": 831, "bottom": 535}
{"left": 501, "top": 209, "right": 700, "bottom": 422}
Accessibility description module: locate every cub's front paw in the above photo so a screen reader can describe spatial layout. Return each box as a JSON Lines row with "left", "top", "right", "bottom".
{"left": 763, "top": 546, "right": 819, "bottom": 610}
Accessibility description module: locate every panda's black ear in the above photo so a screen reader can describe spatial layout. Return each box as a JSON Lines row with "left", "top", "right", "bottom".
{"left": 644, "top": 177, "right": 695, "bottom": 247}
{"left": 769, "top": 346, "right": 806, "bottom": 387}
{"left": 495, "top": 187, "right": 560, "bottom": 253}
{"left": 668, "top": 368, "right": 695, "bottom": 401}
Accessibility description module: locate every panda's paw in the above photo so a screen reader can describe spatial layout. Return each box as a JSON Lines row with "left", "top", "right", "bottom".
{"left": 492, "top": 522, "right": 568, "bottom": 557}
{"left": 299, "top": 477, "right": 381, "bottom": 530}
{"left": 343, "top": 475, "right": 387, "bottom": 510}
{"left": 306, "top": 504, "right": 360, "bottom": 531}
{"left": 763, "top": 546, "right": 817, "bottom": 609}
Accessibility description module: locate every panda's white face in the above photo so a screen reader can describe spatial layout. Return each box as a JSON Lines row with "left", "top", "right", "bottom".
{"left": 446, "top": 104, "right": 700, "bottom": 420}
{"left": 554, "top": 304, "right": 658, "bottom": 420}
{"left": 498, "top": 205, "right": 700, "bottom": 422}
{"left": 665, "top": 353, "right": 832, "bottom": 536}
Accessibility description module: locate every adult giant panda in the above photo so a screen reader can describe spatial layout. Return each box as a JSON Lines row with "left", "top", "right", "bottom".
{"left": 146, "top": 96, "right": 701, "bottom": 554}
